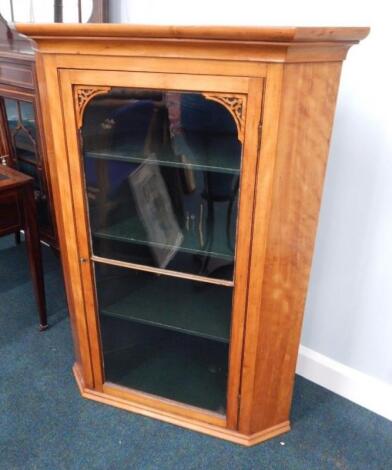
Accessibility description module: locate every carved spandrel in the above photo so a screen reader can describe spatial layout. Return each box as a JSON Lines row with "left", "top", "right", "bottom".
{"left": 74, "top": 85, "right": 111, "bottom": 129}
{"left": 202, "top": 93, "right": 247, "bottom": 143}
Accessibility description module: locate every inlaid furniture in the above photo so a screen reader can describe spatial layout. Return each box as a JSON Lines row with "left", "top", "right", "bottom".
{"left": 0, "top": 164, "right": 47, "bottom": 330}
{"left": 16, "top": 23, "right": 369, "bottom": 445}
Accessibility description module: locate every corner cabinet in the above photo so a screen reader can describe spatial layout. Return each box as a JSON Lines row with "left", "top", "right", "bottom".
{"left": 17, "top": 24, "right": 368, "bottom": 445}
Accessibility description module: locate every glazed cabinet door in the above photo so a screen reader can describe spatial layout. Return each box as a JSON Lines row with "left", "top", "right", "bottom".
{"left": 59, "top": 69, "right": 263, "bottom": 428}
{"left": 0, "top": 94, "right": 55, "bottom": 242}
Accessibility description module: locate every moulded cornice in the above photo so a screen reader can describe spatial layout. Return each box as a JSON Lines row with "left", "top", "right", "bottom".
{"left": 15, "top": 24, "right": 370, "bottom": 64}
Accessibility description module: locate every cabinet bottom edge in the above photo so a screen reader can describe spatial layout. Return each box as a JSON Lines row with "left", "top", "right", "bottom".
{"left": 72, "top": 363, "right": 290, "bottom": 446}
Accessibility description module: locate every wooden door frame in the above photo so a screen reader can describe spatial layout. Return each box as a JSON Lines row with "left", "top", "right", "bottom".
{"left": 50, "top": 63, "right": 264, "bottom": 430}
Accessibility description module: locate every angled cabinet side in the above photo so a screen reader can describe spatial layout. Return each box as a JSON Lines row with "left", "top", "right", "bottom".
{"left": 240, "top": 61, "right": 343, "bottom": 434}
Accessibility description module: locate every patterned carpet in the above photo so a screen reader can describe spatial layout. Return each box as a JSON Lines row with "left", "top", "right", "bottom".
{"left": 0, "top": 235, "right": 391, "bottom": 469}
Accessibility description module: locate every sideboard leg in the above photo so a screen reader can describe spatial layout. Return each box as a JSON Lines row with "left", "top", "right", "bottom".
{"left": 23, "top": 183, "right": 48, "bottom": 331}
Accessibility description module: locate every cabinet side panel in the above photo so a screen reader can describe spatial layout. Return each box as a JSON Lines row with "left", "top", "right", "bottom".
{"left": 237, "top": 64, "right": 284, "bottom": 433}
{"left": 242, "top": 62, "right": 342, "bottom": 433}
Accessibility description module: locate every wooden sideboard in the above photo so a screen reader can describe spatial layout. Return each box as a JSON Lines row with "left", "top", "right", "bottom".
{"left": 16, "top": 23, "right": 369, "bottom": 445}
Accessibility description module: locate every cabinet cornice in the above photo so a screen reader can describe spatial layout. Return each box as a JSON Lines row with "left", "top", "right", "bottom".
{"left": 16, "top": 24, "right": 369, "bottom": 64}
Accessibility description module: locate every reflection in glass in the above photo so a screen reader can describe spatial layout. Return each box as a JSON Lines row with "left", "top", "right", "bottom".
{"left": 82, "top": 89, "right": 242, "bottom": 280}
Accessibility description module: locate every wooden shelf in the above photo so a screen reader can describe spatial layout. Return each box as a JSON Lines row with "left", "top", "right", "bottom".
{"left": 100, "top": 272, "right": 232, "bottom": 343}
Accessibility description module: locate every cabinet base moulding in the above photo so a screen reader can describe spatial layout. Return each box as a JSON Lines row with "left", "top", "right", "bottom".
{"left": 73, "top": 364, "right": 290, "bottom": 446}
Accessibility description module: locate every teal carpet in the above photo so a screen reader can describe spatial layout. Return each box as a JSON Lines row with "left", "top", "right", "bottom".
{"left": 0, "top": 235, "right": 391, "bottom": 469}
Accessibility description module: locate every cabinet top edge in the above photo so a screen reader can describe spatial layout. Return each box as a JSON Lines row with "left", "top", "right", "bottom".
{"left": 15, "top": 24, "right": 369, "bottom": 44}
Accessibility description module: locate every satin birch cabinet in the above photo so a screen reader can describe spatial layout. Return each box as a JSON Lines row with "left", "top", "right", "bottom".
{"left": 17, "top": 24, "right": 368, "bottom": 445}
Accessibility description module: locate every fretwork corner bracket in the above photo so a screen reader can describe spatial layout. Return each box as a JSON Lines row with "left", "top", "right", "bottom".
{"left": 203, "top": 93, "right": 247, "bottom": 144}
{"left": 74, "top": 85, "right": 111, "bottom": 129}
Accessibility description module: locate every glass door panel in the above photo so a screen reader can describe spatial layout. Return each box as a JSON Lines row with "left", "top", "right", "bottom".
{"left": 82, "top": 89, "right": 241, "bottom": 281}
{"left": 96, "top": 263, "right": 231, "bottom": 412}
{"left": 20, "top": 101, "right": 37, "bottom": 140}
{"left": 4, "top": 98, "right": 37, "bottom": 162}
{"left": 80, "top": 85, "right": 246, "bottom": 414}
{"left": 3, "top": 97, "right": 52, "bottom": 233}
